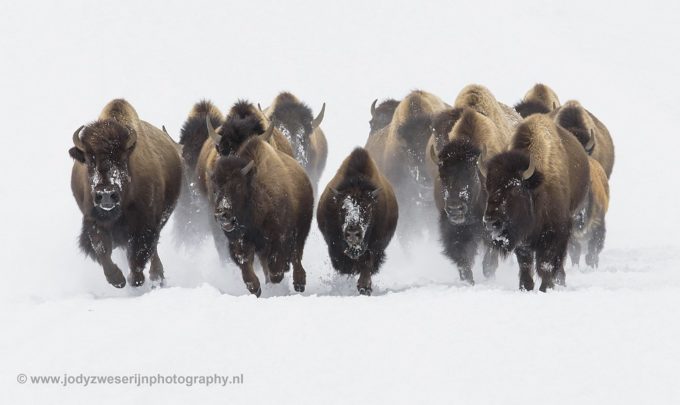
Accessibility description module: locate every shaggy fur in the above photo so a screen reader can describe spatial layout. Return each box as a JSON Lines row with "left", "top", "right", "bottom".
{"left": 369, "top": 99, "right": 400, "bottom": 135}
{"left": 208, "top": 135, "right": 314, "bottom": 297}
{"left": 453, "top": 84, "right": 520, "bottom": 139}
{"left": 569, "top": 158, "right": 609, "bottom": 267}
{"left": 552, "top": 100, "right": 615, "bottom": 177}
{"left": 179, "top": 100, "right": 224, "bottom": 171}
{"left": 317, "top": 148, "right": 398, "bottom": 295}
{"left": 514, "top": 83, "right": 561, "bottom": 118}
{"left": 484, "top": 114, "right": 590, "bottom": 292}
{"left": 263, "top": 92, "right": 328, "bottom": 193}
{"left": 70, "top": 99, "right": 182, "bottom": 288}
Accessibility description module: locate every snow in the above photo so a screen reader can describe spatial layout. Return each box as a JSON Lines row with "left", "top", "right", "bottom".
{"left": 1, "top": 0, "right": 680, "bottom": 404}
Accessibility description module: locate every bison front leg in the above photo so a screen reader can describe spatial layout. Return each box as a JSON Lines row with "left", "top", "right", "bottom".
{"left": 586, "top": 220, "right": 606, "bottom": 268}
{"left": 291, "top": 247, "right": 306, "bottom": 293}
{"left": 515, "top": 247, "right": 534, "bottom": 291}
{"left": 536, "top": 230, "right": 569, "bottom": 292}
{"left": 127, "top": 228, "right": 160, "bottom": 287}
{"left": 568, "top": 237, "right": 582, "bottom": 267}
{"left": 482, "top": 242, "right": 499, "bottom": 279}
{"left": 149, "top": 249, "right": 165, "bottom": 288}
{"left": 356, "top": 253, "right": 374, "bottom": 296}
{"left": 82, "top": 219, "right": 126, "bottom": 288}
{"left": 229, "top": 238, "right": 260, "bottom": 297}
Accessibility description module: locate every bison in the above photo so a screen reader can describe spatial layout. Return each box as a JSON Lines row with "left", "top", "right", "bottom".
{"left": 365, "top": 90, "right": 448, "bottom": 242}
{"left": 514, "top": 83, "right": 561, "bottom": 118}
{"left": 208, "top": 128, "right": 314, "bottom": 297}
{"left": 69, "top": 99, "right": 182, "bottom": 288}
{"left": 317, "top": 148, "right": 398, "bottom": 295}
{"left": 429, "top": 107, "right": 510, "bottom": 284}
{"left": 552, "top": 100, "right": 615, "bottom": 178}
{"left": 260, "top": 92, "right": 327, "bottom": 193}
{"left": 569, "top": 157, "right": 609, "bottom": 267}
{"left": 453, "top": 84, "right": 522, "bottom": 138}
{"left": 483, "top": 114, "right": 590, "bottom": 292}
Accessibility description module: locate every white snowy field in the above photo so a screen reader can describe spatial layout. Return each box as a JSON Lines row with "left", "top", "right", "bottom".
{"left": 1, "top": 0, "right": 680, "bottom": 403}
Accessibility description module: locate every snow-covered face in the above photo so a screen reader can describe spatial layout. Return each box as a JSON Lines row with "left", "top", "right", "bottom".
{"left": 439, "top": 161, "right": 482, "bottom": 225}
{"left": 483, "top": 177, "right": 535, "bottom": 253}
{"left": 277, "top": 122, "right": 310, "bottom": 167}
{"left": 85, "top": 152, "right": 131, "bottom": 219}
{"left": 337, "top": 190, "right": 378, "bottom": 259}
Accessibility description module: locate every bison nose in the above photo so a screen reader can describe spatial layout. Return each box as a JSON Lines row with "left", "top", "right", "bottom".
{"left": 483, "top": 215, "right": 502, "bottom": 232}
{"left": 95, "top": 188, "right": 119, "bottom": 210}
{"left": 445, "top": 203, "right": 466, "bottom": 216}
{"left": 344, "top": 228, "right": 363, "bottom": 245}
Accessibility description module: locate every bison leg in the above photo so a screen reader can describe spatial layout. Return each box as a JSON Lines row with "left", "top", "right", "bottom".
{"left": 482, "top": 243, "right": 499, "bottom": 279}
{"left": 291, "top": 247, "right": 306, "bottom": 293}
{"left": 210, "top": 220, "right": 231, "bottom": 264}
{"left": 257, "top": 253, "right": 272, "bottom": 284}
{"left": 568, "top": 237, "right": 581, "bottom": 267}
{"left": 515, "top": 247, "right": 534, "bottom": 291}
{"left": 229, "top": 239, "right": 260, "bottom": 297}
{"left": 536, "top": 231, "right": 569, "bottom": 292}
{"left": 126, "top": 228, "right": 159, "bottom": 288}
{"left": 149, "top": 249, "right": 165, "bottom": 288}
{"left": 586, "top": 220, "right": 606, "bottom": 268}
{"left": 82, "top": 220, "right": 126, "bottom": 288}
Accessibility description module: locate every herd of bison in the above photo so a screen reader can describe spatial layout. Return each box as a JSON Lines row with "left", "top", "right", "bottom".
{"left": 68, "top": 84, "right": 613, "bottom": 296}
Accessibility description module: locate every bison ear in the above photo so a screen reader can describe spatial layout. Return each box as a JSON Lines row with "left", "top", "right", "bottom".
{"left": 69, "top": 147, "right": 85, "bottom": 163}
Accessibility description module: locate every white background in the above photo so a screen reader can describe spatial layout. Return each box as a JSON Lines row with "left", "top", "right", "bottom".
{"left": 1, "top": 1, "right": 679, "bottom": 404}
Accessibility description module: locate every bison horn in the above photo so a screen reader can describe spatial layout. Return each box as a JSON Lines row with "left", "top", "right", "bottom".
{"left": 585, "top": 128, "right": 595, "bottom": 153}
{"left": 72, "top": 125, "right": 85, "bottom": 150}
{"left": 370, "top": 99, "right": 378, "bottom": 117}
{"left": 257, "top": 103, "right": 264, "bottom": 113}
{"left": 162, "top": 125, "right": 169, "bottom": 135}
{"left": 261, "top": 121, "right": 276, "bottom": 142}
{"left": 241, "top": 160, "right": 255, "bottom": 175}
{"left": 370, "top": 187, "right": 382, "bottom": 199}
{"left": 522, "top": 155, "right": 536, "bottom": 180}
{"left": 329, "top": 186, "right": 340, "bottom": 196}
{"left": 312, "top": 102, "right": 325, "bottom": 128}
{"left": 206, "top": 116, "right": 221, "bottom": 145}
{"left": 125, "top": 127, "right": 137, "bottom": 150}
{"left": 477, "top": 145, "right": 488, "bottom": 177}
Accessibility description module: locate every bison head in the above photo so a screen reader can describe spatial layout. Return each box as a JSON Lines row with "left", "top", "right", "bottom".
{"left": 210, "top": 156, "right": 255, "bottom": 236}
{"left": 329, "top": 180, "right": 381, "bottom": 259}
{"left": 432, "top": 140, "right": 486, "bottom": 225}
{"left": 69, "top": 122, "right": 136, "bottom": 220}
{"left": 483, "top": 151, "right": 544, "bottom": 253}
{"left": 269, "top": 101, "right": 325, "bottom": 167}
{"left": 397, "top": 114, "right": 434, "bottom": 190}
{"left": 206, "top": 113, "right": 265, "bottom": 157}
{"left": 369, "top": 99, "right": 399, "bottom": 135}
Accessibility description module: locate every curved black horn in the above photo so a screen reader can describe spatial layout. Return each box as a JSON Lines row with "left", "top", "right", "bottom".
{"left": 72, "top": 125, "right": 85, "bottom": 150}
{"left": 370, "top": 99, "right": 377, "bottom": 117}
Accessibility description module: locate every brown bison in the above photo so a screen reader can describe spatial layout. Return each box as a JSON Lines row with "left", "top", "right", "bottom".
{"left": 569, "top": 157, "right": 609, "bottom": 267}
{"left": 552, "top": 100, "right": 615, "bottom": 178}
{"left": 369, "top": 98, "right": 400, "bottom": 136}
{"left": 483, "top": 114, "right": 590, "bottom": 292}
{"left": 429, "top": 107, "right": 510, "bottom": 284}
{"left": 514, "top": 83, "right": 561, "bottom": 118}
{"left": 69, "top": 99, "right": 182, "bottom": 288}
{"left": 317, "top": 148, "right": 398, "bottom": 295}
{"left": 365, "top": 90, "right": 448, "bottom": 241}
{"left": 208, "top": 130, "right": 314, "bottom": 297}
{"left": 261, "top": 92, "right": 327, "bottom": 193}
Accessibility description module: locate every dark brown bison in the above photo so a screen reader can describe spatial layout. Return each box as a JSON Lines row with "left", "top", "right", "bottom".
{"left": 429, "top": 107, "right": 510, "bottom": 284}
{"left": 483, "top": 114, "right": 590, "bottom": 292}
{"left": 365, "top": 90, "right": 448, "bottom": 241}
{"left": 569, "top": 157, "right": 609, "bottom": 267}
{"left": 369, "top": 98, "right": 400, "bottom": 136}
{"left": 317, "top": 148, "right": 398, "bottom": 295}
{"left": 514, "top": 83, "right": 561, "bottom": 118}
{"left": 552, "top": 100, "right": 615, "bottom": 178}
{"left": 69, "top": 99, "right": 182, "bottom": 288}
{"left": 208, "top": 129, "right": 314, "bottom": 297}
{"left": 261, "top": 92, "right": 327, "bottom": 193}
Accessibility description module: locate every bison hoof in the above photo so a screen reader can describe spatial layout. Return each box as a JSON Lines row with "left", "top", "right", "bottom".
{"left": 358, "top": 287, "right": 372, "bottom": 296}
{"left": 269, "top": 272, "right": 284, "bottom": 283}
{"left": 128, "top": 271, "right": 145, "bottom": 287}
{"left": 538, "top": 280, "right": 554, "bottom": 292}
{"left": 105, "top": 269, "right": 126, "bottom": 288}
{"left": 519, "top": 278, "right": 534, "bottom": 291}
{"left": 110, "top": 279, "right": 126, "bottom": 288}
{"left": 294, "top": 283, "right": 305, "bottom": 293}
{"left": 150, "top": 278, "right": 165, "bottom": 289}
{"left": 245, "top": 282, "right": 261, "bottom": 297}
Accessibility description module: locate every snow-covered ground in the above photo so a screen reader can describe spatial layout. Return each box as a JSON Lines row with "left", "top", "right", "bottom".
{"left": 1, "top": 0, "right": 679, "bottom": 403}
